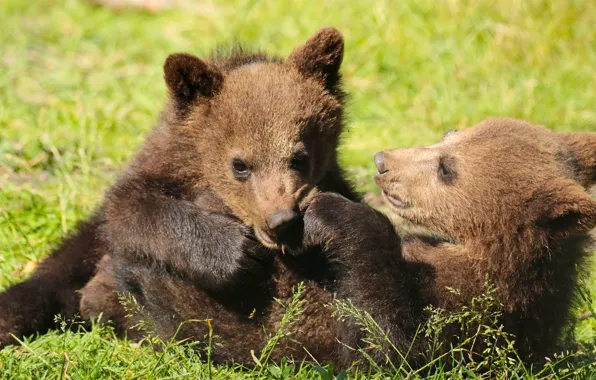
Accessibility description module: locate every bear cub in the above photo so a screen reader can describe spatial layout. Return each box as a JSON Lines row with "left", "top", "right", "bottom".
{"left": 374, "top": 118, "right": 596, "bottom": 363}
{"left": 0, "top": 28, "right": 420, "bottom": 368}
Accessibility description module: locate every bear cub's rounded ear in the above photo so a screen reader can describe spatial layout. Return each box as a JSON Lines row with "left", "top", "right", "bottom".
{"left": 557, "top": 132, "right": 596, "bottom": 188}
{"left": 532, "top": 178, "right": 596, "bottom": 236}
{"left": 288, "top": 27, "right": 344, "bottom": 90}
{"left": 164, "top": 53, "right": 224, "bottom": 109}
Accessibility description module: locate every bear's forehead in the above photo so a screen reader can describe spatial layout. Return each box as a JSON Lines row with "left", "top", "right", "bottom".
{"left": 220, "top": 64, "right": 327, "bottom": 110}
{"left": 443, "top": 121, "right": 567, "bottom": 184}
{"left": 455, "top": 121, "right": 558, "bottom": 159}
{"left": 187, "top": 64, "right": 321, "bottom": 154}
{"left": 224, "top": 63, "right": 311, "bottom": 97}
{"left": 207, "top": 63, "right": 332, "bottom": 132}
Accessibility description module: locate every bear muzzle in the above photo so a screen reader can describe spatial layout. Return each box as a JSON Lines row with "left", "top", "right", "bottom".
{"left": 267, "top": 209, "right": 301, "bottom": 232}
{"left": 254, "top": 209, "right": 304, "bottom": 251}
{"left": 374, "top": 151, "right": 387, "bottom": 174}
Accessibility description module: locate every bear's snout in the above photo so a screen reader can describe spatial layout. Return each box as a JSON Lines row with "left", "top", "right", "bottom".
{"left": 267, "top": 209, "right": 301, "bottom": 235}
{"left": 374, "top": 152, "right": 387, "bottom": 174}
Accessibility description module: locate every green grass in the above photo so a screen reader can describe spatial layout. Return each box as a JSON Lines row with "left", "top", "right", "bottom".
{"left": 1, "top": 0, "right": 595, "bottom": 378}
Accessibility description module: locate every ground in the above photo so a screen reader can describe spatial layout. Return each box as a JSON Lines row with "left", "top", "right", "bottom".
{"left": 0, "top": 0, "right": 595, "bottom": 378}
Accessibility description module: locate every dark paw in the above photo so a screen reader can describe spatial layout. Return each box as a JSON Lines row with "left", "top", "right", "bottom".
{"left": 305, "top": 192, "right": 370, "bottom": 226}
{"left": 302, "top": 192, "right": 396, "bottom": 249}
{"left": 0, "top": 316, "right": 18, "bottom": 349}
{"left": 79, "top": 255, "right": 123, "bottom": 321}
{"left": 302, "top": 193, "right": 360, "bottom": 246}
{"left": 193, "top": 219, "right": 274, "bottom": 288}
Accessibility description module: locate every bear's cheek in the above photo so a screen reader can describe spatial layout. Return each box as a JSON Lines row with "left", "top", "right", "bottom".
{"left": 206, "top": 182, "right": 257, "bottom": 225}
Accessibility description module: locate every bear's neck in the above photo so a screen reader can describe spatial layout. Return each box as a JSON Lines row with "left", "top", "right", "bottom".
{"left": 405, "top": 228, "right": 592, "bottom": 317}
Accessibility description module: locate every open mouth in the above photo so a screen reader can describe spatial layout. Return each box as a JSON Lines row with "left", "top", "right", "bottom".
{"left": 381, "top": 191, "right": 408, "bottom": 209}
{"left": 378, "top": 193, "right": 453, "bottom": 243}
{"left": 254, "top": 228, "right": 280, "bottom": 250}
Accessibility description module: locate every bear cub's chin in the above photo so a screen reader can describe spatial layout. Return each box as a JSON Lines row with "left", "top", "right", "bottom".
{"left": 254, "top": 224, "right": 306, "bottom": 253}
{"left": 254, "top": 228, "right": 279, "bottom": 250}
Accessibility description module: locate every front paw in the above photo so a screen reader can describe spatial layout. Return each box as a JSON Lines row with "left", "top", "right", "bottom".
{"left": 302, "top": 192, "right": 396, "bottom": 249}
{"left": 302, "top": 193, "right": 361, "bottom": 246}
{"left": 305, "top": 192, "right": 370, "bottom": 225}
{"left": 79, "top": 255, "right": 123, "bottom": 321}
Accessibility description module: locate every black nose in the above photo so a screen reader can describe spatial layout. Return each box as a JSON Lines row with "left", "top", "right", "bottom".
{"left": 267, "top": 209, "right": 301, "bottom": 234}
{"left": 374, "top": 152, "right": 387, "bottom": 174}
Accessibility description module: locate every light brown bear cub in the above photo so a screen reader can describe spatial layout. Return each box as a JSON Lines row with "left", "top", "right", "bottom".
{"left": 374, "top": 118, "right": 596, "bottom": 363}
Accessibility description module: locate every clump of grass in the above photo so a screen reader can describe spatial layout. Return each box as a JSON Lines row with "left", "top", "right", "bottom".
{"left": 254, "top": 282, "right": 305, "bottom": 371}
{"left": 420, "top": 281, "right": 518, "bottom": 374}
{"left": 331, "top": 280, "right": 596, "bottom": 379}
{"left": 1, "top": 279, "right": 595, "bottom": 378}
{"left": 331, "top": 298, "right": 417, "bottom": 375}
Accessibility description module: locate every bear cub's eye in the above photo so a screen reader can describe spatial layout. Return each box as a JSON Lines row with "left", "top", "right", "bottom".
{"left": 290, "top": 151, "right": 309, "bottom": 173}
{"left": 438, "top": 157, "right": 457, "bottom": 184}
{"left": 232, "top": 158, "right": 250, "bottom": 180}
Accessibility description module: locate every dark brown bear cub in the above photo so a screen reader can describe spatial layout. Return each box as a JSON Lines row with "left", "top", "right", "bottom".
{"left": 0, "top": 28, "right": 420, "bottom": 368}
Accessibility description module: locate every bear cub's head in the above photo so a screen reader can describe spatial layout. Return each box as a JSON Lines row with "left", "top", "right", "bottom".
{"left": 160, "top": 28, "right": 346, "bottom": 249}
{"left": 374, "top": 118, "right": 596, "bottom": 244}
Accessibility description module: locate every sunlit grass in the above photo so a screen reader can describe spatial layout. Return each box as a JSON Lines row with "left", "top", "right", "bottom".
{"left": 1, "top": 0, "right": 595, "bottom": 378}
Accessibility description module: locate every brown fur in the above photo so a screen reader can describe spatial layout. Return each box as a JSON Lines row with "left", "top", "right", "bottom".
{"left": 0, "top": 29, "right": 359, "bottom": 356}
{"left": 1, "top": 28, "right": 423, "bottom": 370}
{"left": 374, "top": 118, "right": 596, "bottom": 362}
{"left": 558, "top": 132, "right": 596, "bottom": 187}
{"left": 85, "top": 27, "right": 419, "bottom": 367}
{"left": 113, "top": 29, "right": 352, "bottom": 251}
{"left": 74, "top": 28, "right": 426, "bottom": 369}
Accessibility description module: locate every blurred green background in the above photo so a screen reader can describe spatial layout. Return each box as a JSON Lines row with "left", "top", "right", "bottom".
{"left": 1, "top": 0, "right": 595, "bottom": 359}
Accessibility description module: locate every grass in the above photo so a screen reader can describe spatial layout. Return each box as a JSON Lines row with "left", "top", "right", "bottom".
{"left": 0, "top": 0, "right": 595, "bottom": 377}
